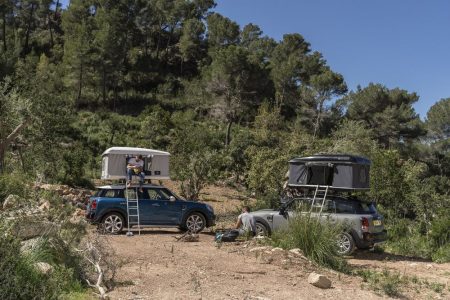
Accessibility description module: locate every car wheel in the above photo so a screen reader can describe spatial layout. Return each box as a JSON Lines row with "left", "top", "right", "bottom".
{"left": 255, "top": 222, "right": 269, "bottom": 237}
{"left": 336, "top": 232, "right": 355, "bottom": 255}
{"left": 102, "top": 213, "right": 125, "bottom": 234}
{"left": 185, "top": 213, "right": 206, "bottom": 233}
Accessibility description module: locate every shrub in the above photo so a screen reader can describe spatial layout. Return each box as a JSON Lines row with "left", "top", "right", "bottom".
{"left": 0, "top": 173, "right": 30, "bottom": 203}
{"left": 270, "top": 214, "right": 349, "bottom": 272}
{"left": 0, "top": 224, "right": 84, "bottom": 299}
{"left": 432, "top": 244, "right": 450, "bottom": 263}
{"left": 356, "top": 269, "right": 403, "bottom": 297}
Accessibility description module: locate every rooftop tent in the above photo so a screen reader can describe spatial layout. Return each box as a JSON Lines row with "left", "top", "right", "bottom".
{"left": 288, "top": 154, "right": 371, "bottom": 190}
{"left": 101, "top": 147, "right": 170, "bottom": 180}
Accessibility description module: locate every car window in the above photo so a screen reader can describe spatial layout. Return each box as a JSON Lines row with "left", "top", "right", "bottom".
{"left": 157, "top": 189, "right": 173, "bottom": 200}
{"left": 335, "top": 200, "right": 356, "bottom": 214}
{"left": 145, "top": 189, "right": 163, "bottom": 200}
{"left": 100, "top": 189, "right": 124, "bottom": 198}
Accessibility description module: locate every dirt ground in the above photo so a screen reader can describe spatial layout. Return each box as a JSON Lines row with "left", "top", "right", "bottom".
{"left": 106, "top": 230, "right": 382, "bottom": 300}
{"left": 92, "top": 184, "right": 449, "bottom": 300}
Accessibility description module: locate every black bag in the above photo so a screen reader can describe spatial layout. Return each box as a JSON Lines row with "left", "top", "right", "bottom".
{"left": 215, "top": 229, "right": 239, "bottom": 242}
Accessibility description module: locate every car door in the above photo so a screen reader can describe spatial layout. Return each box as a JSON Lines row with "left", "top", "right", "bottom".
{"left": 124, "top": 188, "right": 150, "bottom": 224}
{"left": 145, "top": 188, "right": 183, "bottom": 225}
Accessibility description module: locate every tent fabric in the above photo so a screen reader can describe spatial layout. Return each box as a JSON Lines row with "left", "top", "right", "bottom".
{"left": 288, "top": 159, "right": 370, "bottom": 190}
{"left": 101, "top": 148, "right": 170, "bottom": 180}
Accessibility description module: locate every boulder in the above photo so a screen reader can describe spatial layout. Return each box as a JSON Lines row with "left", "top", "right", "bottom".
{"left": 308, "top": 272, "right": 332, "bottom": 289}
{"left": 20, "top": 237, "right": 42, "bottom": 253}
{"left": 12, "top": 218, "right": 57, "bottom": 240}
{"left": 34, "top": 262, "right": 53, "bottom": 275}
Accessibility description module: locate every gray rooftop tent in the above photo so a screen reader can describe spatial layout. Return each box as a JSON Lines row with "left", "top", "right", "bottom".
{"left": 288, "top": 154, "right": 371, "bottom": 190}
{"left": 101, "top": 147, "right": 170, "bottom": 180}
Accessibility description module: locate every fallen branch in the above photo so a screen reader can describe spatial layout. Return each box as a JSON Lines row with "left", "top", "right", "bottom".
{"left": 235, "top": 271, "right": 267, "bottom": 275}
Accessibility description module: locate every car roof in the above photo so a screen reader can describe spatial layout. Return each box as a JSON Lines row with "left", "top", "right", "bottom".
{"left": 96, "top": 184, "right": 166, "bottom": 189}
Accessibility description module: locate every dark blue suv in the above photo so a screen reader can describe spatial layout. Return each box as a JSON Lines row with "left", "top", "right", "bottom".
{"left": 86, "top": 185, "right": 215, "bottom": 234}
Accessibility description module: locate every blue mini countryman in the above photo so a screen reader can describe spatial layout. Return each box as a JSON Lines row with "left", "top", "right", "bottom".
{"left": 86, "top": 184, "right": 215, "bottom": 234}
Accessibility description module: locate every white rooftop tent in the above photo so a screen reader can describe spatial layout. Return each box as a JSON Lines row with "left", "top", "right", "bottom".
{"left": 101, "top": 147, "right": 170, "bottom": 180}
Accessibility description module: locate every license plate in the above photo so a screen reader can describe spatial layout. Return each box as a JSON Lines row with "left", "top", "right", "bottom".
{"left": 373, "top": 220, "right": 382, "bottom": 226}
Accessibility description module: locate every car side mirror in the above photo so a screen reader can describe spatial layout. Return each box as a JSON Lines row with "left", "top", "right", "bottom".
{"left": 169, "top": 196, "right": 176, "bottom": 202}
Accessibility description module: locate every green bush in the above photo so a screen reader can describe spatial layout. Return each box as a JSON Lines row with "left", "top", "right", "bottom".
{"left": 0, "top": 228, "right": 83, "bottom": 300}
{"left": 384, "top": 220, "right": 433, "bottom": 259}
{"left": 432, "top": 244, "right": 450, "bottom": 263}
{"left": 356, "top": 269, "right": 403, "bottom": 297}
{"left": 0, "top": 173, "right": 30, "bottom": 203}
{"left": 270, "top": 215, "right": 349, "bottom": 272}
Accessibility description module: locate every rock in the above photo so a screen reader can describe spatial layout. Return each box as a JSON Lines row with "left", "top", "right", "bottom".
{"left": 271, "top": 247, "right": 283, "bottom": 252}
{"left": 308, "top": 272, "right": 332, "bottom": 289}
{"left": 20, "top": 237, "right": 42, "bottom": 253}
{"left": 39, "top": 201, "right": 51, "bottom": 211}
{"left": 2, "top": 195, "right": 22, "bottom": 210}
{"left": 34, "top": 262, "right": 53, "bottom": 275}
{"left": 289, "top": 248, "right": 303, "bottom": 255}
{"left": 250, "top": 246, "right": 268, "bottom": 253}
{"left": 12, "top": 218, "right": 57, "bottom": 240}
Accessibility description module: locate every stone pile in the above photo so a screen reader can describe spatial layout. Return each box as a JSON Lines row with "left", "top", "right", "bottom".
{"left": 34, "top": 183, "right": 93, "bottom": 210}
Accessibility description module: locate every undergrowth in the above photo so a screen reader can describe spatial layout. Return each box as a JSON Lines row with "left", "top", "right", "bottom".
{"left": 270, "top": 214, "right": 349, "bottom": 273}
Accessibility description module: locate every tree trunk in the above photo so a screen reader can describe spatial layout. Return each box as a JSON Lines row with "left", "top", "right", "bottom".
{"left": 48, "top": 14, "right": 54, "bottom": 48}
{"left": 225, "top": 120, "right": 233, "bottom": 146}
{"left": 76, "top": 61, "right": 83, "bottom": 108}
{"left": 0, "top": 118, "right": 31, "bottom": 173}
{"left": 102, "top": 62, "right": 106, "bottom": 103}
{"left": 23, "top": 3, "right": 35, "bottom": 56}
{"left": 2, "top": 12, "right": 6, "bottom": 51}
{"left": 313, "top": 98, "right": 325, "bottom": 138}
{"left": 54, "top": 0, "right": 59, "bottom": 19}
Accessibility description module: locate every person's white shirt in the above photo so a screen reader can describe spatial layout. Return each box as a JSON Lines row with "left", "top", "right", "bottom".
{"left": 128, "top": 158, "right": 144, "bottom": 169}
{"left": 238, "top": 212, "right": 256, "bottom": 234}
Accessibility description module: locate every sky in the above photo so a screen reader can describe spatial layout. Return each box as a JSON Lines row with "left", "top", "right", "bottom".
{"left": 60, "top": 0, "right": 450, "bottom": 119}
{"left": 214, "top": 0, "right": 450, "bottom": 119}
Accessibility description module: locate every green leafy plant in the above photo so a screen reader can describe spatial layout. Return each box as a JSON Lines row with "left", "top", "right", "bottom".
{"left": 271, "top": 214, "right": 349, "bottom": 272}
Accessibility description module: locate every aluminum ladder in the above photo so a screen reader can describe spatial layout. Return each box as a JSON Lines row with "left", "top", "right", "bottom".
{"left": 125, "top": 186, "right": 141, "bottom": 236}
{"left": 309, "top": 185, "right": 329, "bottom": 216}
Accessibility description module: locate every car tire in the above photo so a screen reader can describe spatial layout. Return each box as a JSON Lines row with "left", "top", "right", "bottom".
{"left": 101, "top": 212, "right": 125, "bottom": 234}
{"left": 255, "top": 222, "right": 269, "bottom": 237}
{"left": 336, "top": 232, "right": 355, "bottom": 255}
{"left": 184, "top": 212, "right": 206, "bottom": 233}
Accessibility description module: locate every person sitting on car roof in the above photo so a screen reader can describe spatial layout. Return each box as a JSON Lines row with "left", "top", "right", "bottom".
{"left": 126, "top": 155, "right": 145, "bottom": 192}
{"left": 235, "top": 206, "right": 256, "bottom": 237}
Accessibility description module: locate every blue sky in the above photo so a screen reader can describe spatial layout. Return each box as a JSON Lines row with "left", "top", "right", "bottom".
{"left": 60, "top": 0, "right": 450, "bottom": 119}
{"left": 214, "top": 0, "right": 450, "bottom": 119}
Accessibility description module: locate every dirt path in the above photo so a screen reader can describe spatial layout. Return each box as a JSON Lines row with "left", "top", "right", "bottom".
{"left": 106, "top": 228, "right": 385, "bottom": 300}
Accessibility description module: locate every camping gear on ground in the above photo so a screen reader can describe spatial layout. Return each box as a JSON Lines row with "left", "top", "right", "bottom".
{"left": 215, "top": 229, "right": 240, "bottom": 242}
{"left": 288, "top": 154, "right": 370, "bottom": 190}
{"left": 101, "top": 147, "right": 170, "bottom": 180}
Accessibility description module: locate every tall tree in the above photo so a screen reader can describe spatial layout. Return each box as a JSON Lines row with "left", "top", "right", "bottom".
{"left": 344, "top": 83, "right": 425, "bottom": 147}
{"left": 206, "top": 13, "right": 239, "bottom": 49}
{"left": 204, "top": 45, "right": 262, "bottom": 145}
{"left": 62, "top": 0, "right": 97, "bottom": 107}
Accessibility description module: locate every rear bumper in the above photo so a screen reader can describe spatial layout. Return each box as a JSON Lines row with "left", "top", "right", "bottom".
{"left": 85, "top": 211, "right": 100, "bottom": 224}
{"left": 354, "top": 230, "right": 387, "bottom": 249}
